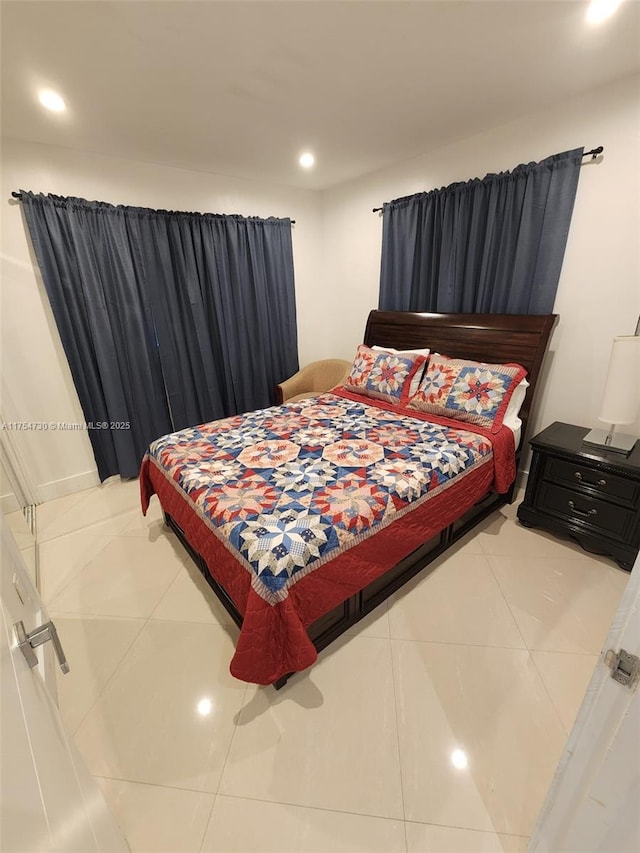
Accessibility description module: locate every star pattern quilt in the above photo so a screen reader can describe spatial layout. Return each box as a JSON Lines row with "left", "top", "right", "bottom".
{"left": 140, "top": 391, "right": 516, "bottom": 683}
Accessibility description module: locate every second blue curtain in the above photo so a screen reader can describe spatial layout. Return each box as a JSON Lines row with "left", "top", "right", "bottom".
{"left": 378, "top": 148, "right": 583, "bottom": 314}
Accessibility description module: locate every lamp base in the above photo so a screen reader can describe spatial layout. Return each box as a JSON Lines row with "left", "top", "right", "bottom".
{"left": 583, "top": 427, "right": 637, "bottom": 455}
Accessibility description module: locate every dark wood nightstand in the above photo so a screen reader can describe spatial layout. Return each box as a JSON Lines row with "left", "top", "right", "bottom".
{"left": 517, "top": 422, "right": 640, "bottom": 571}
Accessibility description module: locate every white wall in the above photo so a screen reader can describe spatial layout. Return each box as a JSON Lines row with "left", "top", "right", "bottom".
{"left": 0, "top": 456, "right": 20, "bottom": 514}
{"left": 2, "top": 73, "right": 639, "bottom": 499}
{"left": 0, "top": 139, "right": 323, "bottom": 500}
{"left": 321, "top": 73, "right": 640, "bottom": 449}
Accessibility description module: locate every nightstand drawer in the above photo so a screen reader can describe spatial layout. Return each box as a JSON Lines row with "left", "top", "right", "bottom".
{"left": 539, "top": 482, "right": 635, "bottom": 540}
{"left": 543, "top": 457, "right": 639, "bottom": 507}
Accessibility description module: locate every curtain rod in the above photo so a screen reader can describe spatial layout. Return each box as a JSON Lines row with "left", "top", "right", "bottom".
{"left": 371, "top": 146, "right": 604, "bottom": 213}
{"left": 9, "top": 192, "right": 296, "bottom": 224}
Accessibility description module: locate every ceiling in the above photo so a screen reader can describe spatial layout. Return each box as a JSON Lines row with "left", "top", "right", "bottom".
{"left": 2, "top": 1, "right": 639, "bottom": 190}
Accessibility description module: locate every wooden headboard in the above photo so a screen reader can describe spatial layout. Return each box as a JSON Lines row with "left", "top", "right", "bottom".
{"left": 364, "top": 310, "right": 558, "bottom": 446}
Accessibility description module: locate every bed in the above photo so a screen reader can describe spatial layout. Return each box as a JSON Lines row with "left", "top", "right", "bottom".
{"left": 140, "top": 310, "right": 557, "bottom": 687}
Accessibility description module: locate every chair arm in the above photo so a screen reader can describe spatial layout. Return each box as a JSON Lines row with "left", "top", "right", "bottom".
{"left": 276, "top": 364, "right": 318, "bottom": 404}
{"left": 276, "top": 359, "right": 352, "bottom": 403}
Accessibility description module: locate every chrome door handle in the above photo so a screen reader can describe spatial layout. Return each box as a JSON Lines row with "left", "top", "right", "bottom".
{"left": 14, "top": 619, "right": 70, "bottom": 674}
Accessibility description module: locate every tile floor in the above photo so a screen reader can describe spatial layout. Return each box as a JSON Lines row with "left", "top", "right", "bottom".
{"left": 34, "top": 478, "right": 628, "bottom": 853}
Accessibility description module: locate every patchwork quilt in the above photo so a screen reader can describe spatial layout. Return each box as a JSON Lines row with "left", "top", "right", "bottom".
{"left": 140, "top": 392, "right": 516, "bottom": 684}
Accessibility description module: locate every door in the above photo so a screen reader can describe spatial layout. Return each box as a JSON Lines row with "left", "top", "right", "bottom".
{"left": 530, "top": 553, "right": 640, "bottom": 852}
{"left": 1, "top": 423, "right": 39, "bottom": 589}
{"left": 0, "top": 517, "right": 128, "bottom": 852}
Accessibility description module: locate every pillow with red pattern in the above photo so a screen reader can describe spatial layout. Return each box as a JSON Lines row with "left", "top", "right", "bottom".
{"left": 407, "top": 353, "right": 527, "bottom": 433}
{"left": 344, "top": 344, "right": 428, "bottom": 405}
{"left": 372, "top": 345, "right": 430, "bottom": 397}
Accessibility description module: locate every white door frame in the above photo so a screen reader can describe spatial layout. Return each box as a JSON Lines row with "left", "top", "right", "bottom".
{"left": 530, "top": 554, "right": 640, "bottom": 851}
{"left": 0, "top": 411, "right": 39, "bottom": 507}
{"left": 0, "top": 519, "right": 128, "bottom": 852}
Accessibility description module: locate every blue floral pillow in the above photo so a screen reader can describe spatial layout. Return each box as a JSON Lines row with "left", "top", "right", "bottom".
{"left": 344, "top": 345, "right": 427, "bottom": 405}
{"left": 408, "top": 353, "right": 527, "bottom": 432}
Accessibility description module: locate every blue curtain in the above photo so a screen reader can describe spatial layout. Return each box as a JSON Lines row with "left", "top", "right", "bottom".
{"left": 21, "top": 193, "right": 298, "bottom": 480}
{"left": 379, "top": 148, "right": 583, "bottom": 314}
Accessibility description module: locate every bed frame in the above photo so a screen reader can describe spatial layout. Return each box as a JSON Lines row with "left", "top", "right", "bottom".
{"left": 164, "top": 310, "right": 558, "bottom": 688}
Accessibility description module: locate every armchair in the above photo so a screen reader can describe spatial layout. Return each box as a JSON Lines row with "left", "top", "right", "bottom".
{"left": 276, "top": 359, "right": 351, "bottom": 404}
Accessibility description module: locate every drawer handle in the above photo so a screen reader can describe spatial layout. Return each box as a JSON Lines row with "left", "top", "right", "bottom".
{"left": 574, "top": 472, "right": 606, "bottom": 487}
{"left": 568, "top": 500, "right": 597, "bottom": 518}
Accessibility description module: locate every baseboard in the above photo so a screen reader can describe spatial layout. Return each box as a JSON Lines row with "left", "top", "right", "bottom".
{"left": 515, "top": 468, "right": 529, "bottom": 495}
{"left": 38, "top": 469, "right": 101, "bottom": 504}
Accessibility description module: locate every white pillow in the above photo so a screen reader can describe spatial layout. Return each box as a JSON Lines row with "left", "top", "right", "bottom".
{"left": 502, "top": 378, "right": 529, "bottom": 440}
{"left": 372, "top": 345, "right": 430, "bottom": 398}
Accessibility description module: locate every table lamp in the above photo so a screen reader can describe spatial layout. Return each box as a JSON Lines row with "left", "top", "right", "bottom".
{"left": 583, "top": 334, "right": 640, "bottom": 455}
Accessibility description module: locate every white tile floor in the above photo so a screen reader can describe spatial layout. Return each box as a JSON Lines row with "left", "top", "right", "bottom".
{"left": 36, "top": 478, "right": 629, "bottom": 853}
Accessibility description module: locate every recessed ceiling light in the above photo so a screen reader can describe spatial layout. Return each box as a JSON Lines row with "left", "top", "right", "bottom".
{"left": 38, "top": 89, "right": 66, "bottom": 112}
{"left": 586, "top": 0, "right": 622, "bottom": 25}
{"left": 451, "top": 748, "right": 468, "bottom": 770}
{"left": 299, "top": 152, "right": 315, "bottom": 169}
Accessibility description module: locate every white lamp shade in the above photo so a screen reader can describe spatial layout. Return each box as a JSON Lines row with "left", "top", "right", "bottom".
{"left": 598, "top": 335, "right": 640, "bottom": 426}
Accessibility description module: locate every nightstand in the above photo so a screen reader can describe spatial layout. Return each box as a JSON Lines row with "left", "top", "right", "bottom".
{"left": 517, "top": 422, "right": 640, "bottom": 571}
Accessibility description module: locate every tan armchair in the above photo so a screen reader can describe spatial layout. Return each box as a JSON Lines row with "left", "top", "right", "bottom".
{"left": 276, "top": 359, "right": 352, "bottom": 404}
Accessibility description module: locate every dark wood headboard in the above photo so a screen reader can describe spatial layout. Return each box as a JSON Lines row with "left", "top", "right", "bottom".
{"left": 364, "top": 310, "right": 558, "bottom": 446}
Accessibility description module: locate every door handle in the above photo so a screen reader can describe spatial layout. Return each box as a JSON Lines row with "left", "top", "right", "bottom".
{"left": 14, "top": 619, "right": 70, "bottom": 674}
